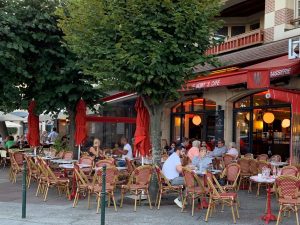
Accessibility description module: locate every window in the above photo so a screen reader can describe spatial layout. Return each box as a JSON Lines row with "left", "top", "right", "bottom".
{"left": 250, "top": 22, "right": 260, "bottom": 31}
{"left": 217, "top": 26, "right": 229, "bottom": 37}
{"left": 231, "top": 26, "right": 246, "bottom": 36}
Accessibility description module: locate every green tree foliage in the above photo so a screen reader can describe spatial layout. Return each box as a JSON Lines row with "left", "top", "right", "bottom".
{"left": 59, "top": 0, "right": 222, "bottom": 163}
{"left": 0, "top": 0, "right": 103, "bottom": 153}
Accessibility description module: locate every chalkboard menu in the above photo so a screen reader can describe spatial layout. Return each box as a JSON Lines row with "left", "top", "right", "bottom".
{"left": 215, "top": 110, "right": 224, "bottom": 141}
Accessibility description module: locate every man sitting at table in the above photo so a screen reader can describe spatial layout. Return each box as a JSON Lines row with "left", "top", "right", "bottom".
{"left": 192, "top": 147, "right": 212, "bottom": 173}
{"left": 210, "top": 139, "right": 227, "bottom": 157}
{"left": 162, "top": 145, "right": 185, "bottom": 208}
{"left": 116, "top": 137, "right": 133, "bottom": 167}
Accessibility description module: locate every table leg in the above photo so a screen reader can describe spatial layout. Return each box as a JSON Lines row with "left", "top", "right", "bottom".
{"left": 261, "top": 185, "right": 276, "bottom": 224}
{"left": 69, "top": 169, "right": 77, "bottom": 200}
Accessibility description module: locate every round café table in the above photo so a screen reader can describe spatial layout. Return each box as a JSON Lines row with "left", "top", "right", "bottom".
{"left": 250, "top": 175, "right": 276, "bottom": 224}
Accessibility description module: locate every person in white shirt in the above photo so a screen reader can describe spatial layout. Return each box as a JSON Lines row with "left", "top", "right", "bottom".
{"left": 48, "top": 127, "right": 58, "bottom": 144}
{"left": 227, "top": 142, "right": 239, "bottom": 159}
{"left": 162, "top": 145, "right": 185, "bottom": 208}
{"left": 120, "top": 137, "right": 133, "bottom": 160}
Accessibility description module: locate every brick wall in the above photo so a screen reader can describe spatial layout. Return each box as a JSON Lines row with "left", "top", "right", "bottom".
{"left": 265, "top": 0, "right": 275, "bottom": 14}
{"left": 264, "top": 27, "right": 274, "bottom": 42}
{"left": 275, "top": 8, "right": 294, "bottom": 25}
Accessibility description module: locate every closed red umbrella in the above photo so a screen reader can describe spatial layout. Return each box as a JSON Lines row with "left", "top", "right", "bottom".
{"left": 75, "top": 99, "right": 87, "bottom": 158}
{"left": 134, "top": 97, "right": 151, "bottom": 158}
{"left": 27, "top": 100, "right": 40, "bottom": 153}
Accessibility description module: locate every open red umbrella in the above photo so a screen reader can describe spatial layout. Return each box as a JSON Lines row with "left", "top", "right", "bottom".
{"left": 134, "top": 97, "right": 151, "bottom": 158}
{"left": 27, "top": 99, "right": 40, "bottom": 154}
{"left": 75, "top": 99, "right": 87, "bottom": 159}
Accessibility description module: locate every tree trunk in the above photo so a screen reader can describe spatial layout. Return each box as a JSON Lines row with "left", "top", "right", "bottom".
{"left": 67, "top": 108, "right": 76, "bottom": 159}
{"left": 148, "top": 104, "right": 164, "bottom": 199}
{"left": 0, "top": 122, "right": 9, "bottom": 139}
{"left": 149, "top": 105, "right": 164, "bottom": 165}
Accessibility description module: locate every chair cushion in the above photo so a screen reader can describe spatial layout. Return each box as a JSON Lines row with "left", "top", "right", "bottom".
{"left": 279, "top": 198, "right": 300, "bottom": 204}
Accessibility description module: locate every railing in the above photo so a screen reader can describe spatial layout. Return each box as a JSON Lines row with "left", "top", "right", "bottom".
{"left": 206, "top": 29, "right": 264, "bottom": 55}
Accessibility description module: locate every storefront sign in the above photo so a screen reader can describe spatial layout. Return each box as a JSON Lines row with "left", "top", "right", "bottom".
{"left": 270, "top": 68, "right": 292, "bottom": 78}
{"left": 187, "top": 72, "right": 247, "bottom": 90}
{"left": 215, "top": 110, "right": 224, "bottom": 141}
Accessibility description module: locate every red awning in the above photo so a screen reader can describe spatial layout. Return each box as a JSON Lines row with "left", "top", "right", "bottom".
{"left": 186, "top": 71, "right": 247, "bottom": 89}
{"left": 245, "top": 55, "right": 300, "bottom": 79}
{"left": 186, "top": 55, "right": 300, "bottom": 90}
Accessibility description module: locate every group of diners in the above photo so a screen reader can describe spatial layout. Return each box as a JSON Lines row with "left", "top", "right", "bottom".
{"left": 161, "top": 138, "right": 239, "bottom": 208}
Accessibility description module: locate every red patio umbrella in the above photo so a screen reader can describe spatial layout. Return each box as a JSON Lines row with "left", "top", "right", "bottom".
{"left": 75, "top": 99, "right": 87, "bottom": 159}
{"left": 27, "top": 99, "right": 40, "bottom": 154}
{"left": 134, "top": 97, "right": 151, "bottom": 158}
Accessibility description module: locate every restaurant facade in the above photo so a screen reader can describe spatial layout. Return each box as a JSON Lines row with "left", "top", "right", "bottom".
{"left": 87, "top": 0, "right": 300, "bottom": 162}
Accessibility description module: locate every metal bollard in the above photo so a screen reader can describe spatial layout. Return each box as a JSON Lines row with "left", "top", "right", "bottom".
{"left": 100, "top": 165, "right": 106, "bottom": 225}
{"left": 22, "top": 160, "right": 27, "bottom": 218}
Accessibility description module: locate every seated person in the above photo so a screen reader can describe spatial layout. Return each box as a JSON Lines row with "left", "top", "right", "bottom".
{"left": 167, "top": 142, "right": 176, "bottom": 156}
{"left": 209, "top": 139, "right": 227, "bottom": 157}
{"left": 162, "top": 145, "right": 185, "bottom": 208}
{"left": 201, "top": 141, "right": 211, "bottom": 151}
{"left": 116, "top": 137, "right": 133, "bottom": 167}
{"left": 88, "top": 138, "right": 104, "bottom": 161}
{"left": 227, "top": 142, "right": 239, "bottom": 159}
{"left": 5, "top": 136, "right": 15, "bottom": 149}
{"left": 192, "top": 147, "right": 212, "bottom": 173}
{"left": 187, "top": 140, "right": 200, "bottom": 161}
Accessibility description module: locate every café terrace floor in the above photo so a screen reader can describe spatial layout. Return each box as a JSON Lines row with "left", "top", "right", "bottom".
{"left": 0, "top": 168, "right": 297, "bottom": 225}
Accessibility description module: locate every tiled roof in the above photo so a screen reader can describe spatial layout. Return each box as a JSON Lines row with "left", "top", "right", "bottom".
{"left": 193, "top": 39, "right": 289, "bottom": 74}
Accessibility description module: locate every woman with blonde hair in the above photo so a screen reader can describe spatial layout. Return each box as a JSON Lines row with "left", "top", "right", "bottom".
{"left": 88, "top": 138, "right": 104, "bottom": 161}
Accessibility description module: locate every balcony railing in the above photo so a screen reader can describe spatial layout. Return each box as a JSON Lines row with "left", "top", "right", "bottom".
{"left": 206, "top": 29, "right": 264, "bottom": 55}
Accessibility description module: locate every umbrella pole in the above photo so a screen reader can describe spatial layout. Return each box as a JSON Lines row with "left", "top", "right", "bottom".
{"left": 33, "top": 147, "right": 37, "bottom": 156}
{"left": 78, "top": 145, "right": 81, "bottom": 160}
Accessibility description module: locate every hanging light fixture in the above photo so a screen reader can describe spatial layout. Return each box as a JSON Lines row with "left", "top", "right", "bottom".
{"left": 246, "top": 112, "right": 255, "bottom": 121}
{"left": 175, "top": 117, "right": 181, "bottom": 127}
{"left": 192, "top": 115, "right": 201, "bottom": 125}
{"left": 254, "top": 120, "right": 264, "bottom": 130}
{"left": 263, "top": 112, "right": 275, "bottom": 124}
{"left": 281, "top": 119, "right": 290, "bottom": 128}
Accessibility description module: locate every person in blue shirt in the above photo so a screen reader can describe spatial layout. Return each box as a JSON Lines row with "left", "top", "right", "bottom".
{"left": 192, "top": 147, "right": 213, "bottom": 173}
{"left": 210, "top": 139, "right": 227, "bottom": 157}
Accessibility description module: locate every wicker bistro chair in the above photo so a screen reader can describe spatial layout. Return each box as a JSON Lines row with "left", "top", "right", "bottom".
{"left": 222, "top": 154, "right": 237, "bottom": 168}
{"left": 63, "top": 151, "right": 73, "bottom": 160}
{"left": 244, "top": 153, "right": 254, "bottom": 159}
{"left": 120, "top": 165, "right": 153, "bottom": 212}
{"left": 87, "top": 166, "right": 119, "bottom": 213}
{"left": 237, "top": 158, "right": 251, "bottom": 190}
{"left": 281, "top": 166, "right": 299, "bottom": 177}
{"left": 248, "top": 159, "right": 258, "bottom": 192}
{"left": 154, "top": 165, "right": 183, "bottom": 210}
{"left": 275, "top": 175, "right": 300, "bottom": 225}
{"left": 9, "top": 152, "right": 24, "bottom": 183}
{"left": 257, "top": 154, "right": 269, "bottom": 161}
{"left": 73, "top": 163, "right": 92, "bottom": 208}
{"left": 270, "top": 155, "right": 282, "bottom": 162}
{"left": 24, "top": 155, "right": 39, "bottom": 188}
{"left": 79, "top": 156, "right": 94, "bottom": 175}
{"left": 182, "top": 167, "right": 207, "bottom": 216}
{"left": 221, "top": 163, "right": 241, "bottom": 192}
{"left": 44, "top": 164, "right": 70, "bottom": 201}
{"left": 205, "top": 171, "right": 240, "bottom": 224}
{"left": 95, "top": 159, "right": 115, "bottom": 167}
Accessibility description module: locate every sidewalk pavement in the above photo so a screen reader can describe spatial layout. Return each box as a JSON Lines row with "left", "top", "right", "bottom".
{"left": 0, "top": 168, "right": 297, "bottom": 225}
